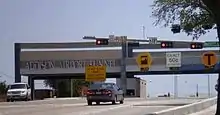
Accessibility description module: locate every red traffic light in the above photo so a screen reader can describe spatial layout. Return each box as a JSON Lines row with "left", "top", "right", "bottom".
{"left": 161, "top": 42, "right": 173, "bottom": 48}
{"left": 96, "top": 40, "right": 101, "bottom": 44}
{"left": 96, "top": 39, "right": 109, "bottom": 45}
{"left": 191, "top": 44, "right": 195, "bottom": 48}
{"left": 161, "top": 43, "right": 166, "bottom": 47}
{"left": 190, "top": 43, "right": 203, "bottom": 49}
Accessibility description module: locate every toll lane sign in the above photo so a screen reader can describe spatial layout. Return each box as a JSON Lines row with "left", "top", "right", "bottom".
{"left": 202, "top": 51, "right": 218, "bottom": 68}
{"left": 166, "top": 52, "right": 181, "bottom": 67}
{"left": 85, "top": 66, "right": 106, "bottom": 82}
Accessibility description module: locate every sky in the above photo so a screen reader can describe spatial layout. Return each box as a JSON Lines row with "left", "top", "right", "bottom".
{"left": 0, "top": 0, "right": 219, "bottom": 97}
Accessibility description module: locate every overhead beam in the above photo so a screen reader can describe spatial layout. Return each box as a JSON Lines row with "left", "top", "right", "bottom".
{"left": 19, "top": 41, "right": 203, "bottom": 49}
{"left": 136, "top": 42, "right": 199, "bottom": 49}
{"left": 83, "top": 36, "right": 204, "bottom": 43}
{"left": 19, "top": 42, "right": 121, "bottom": 49}
{"left": 18, "top": 36, "right": 205, "bottom": 49}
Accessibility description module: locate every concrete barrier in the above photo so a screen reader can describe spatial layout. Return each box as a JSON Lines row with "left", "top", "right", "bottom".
{"left": 148, "top": 97, "right": 217, "bottom": 115}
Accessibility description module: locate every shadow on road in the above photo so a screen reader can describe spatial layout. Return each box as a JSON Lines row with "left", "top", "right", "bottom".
{"left": 86, "top": 103, "right": 121, "bottom": 106}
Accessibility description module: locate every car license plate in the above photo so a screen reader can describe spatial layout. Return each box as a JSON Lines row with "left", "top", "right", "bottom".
{"left": 96, "top": 92, "right": 101, "bottom": 94}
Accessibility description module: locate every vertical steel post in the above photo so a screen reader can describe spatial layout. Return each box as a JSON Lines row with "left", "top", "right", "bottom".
{"left": 70, "top": 79, "right": 73, "bottom": 97}
{"left": 120, "top": 36, "right": 127, "bottom": 96}
{"left": 174, "top": 75, "right": 178, "bottom": 98}
{"left": 30, "top": 77, "right": 35, "bottom": 100}
{"left": 14, "top": 43, "right": 21, "bottom": 83}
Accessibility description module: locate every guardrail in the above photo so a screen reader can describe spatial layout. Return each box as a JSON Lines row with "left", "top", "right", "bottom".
{"left": 148, "top": 96, "right": 217, "bottom": 115}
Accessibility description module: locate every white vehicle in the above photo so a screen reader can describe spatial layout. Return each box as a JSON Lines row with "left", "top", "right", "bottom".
{"left": 6, "top": 83, "right": 31, "bottom": 102}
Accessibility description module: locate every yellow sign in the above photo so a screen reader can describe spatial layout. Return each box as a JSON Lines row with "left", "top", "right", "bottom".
{"left": 85, "top": 66, "right": 106, "bottom": 82}
{"left": 136, "top": 52, "right": 152, "bottom": 68}
{"left": 202, "top": 51, "right": 218, "bottom": 67}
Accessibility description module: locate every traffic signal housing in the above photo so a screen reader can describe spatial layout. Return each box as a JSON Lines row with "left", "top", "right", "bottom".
{"left": 190, "top": 42, "right": 203, "bottom": 49}
{"left": 128, "top": 42, "right": 139, "bottom": 47}
{"left": 171, "top": 24, "right": 181, "bottom": 34}
{"left": 160, "top": 41, "right": 173, "bottom": 48}
{"left": 96, "top": 39, "right": 109, "bottom": 45}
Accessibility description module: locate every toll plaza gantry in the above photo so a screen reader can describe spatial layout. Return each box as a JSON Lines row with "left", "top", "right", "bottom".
{"left": 14, "top": 35, "right": 219, "bottom": 99}
{"left": 82, "top": 35, "right": 219, "bottom": 94}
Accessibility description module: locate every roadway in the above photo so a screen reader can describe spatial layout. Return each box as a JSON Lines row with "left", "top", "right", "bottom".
{"left": 0, "top": 97, "right": 204, "bottom": 115}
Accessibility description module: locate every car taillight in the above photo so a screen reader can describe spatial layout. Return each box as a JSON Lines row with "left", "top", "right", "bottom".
{"left": 87, "top": 90, "right": 94, "bottom": 95}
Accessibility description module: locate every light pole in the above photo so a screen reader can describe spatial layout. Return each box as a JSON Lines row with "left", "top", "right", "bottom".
{"left": 208, "top": 74, "right": 211, "bottom": 98}
{"left": 196, "top": 84, "right": 199, "bottom": 97}
{"left": 174, "top": 75, "right": 178, "bottom": 98}
{"left": 142, "top": 26, "right": 146, "bottom": 39}
{"left": 147, "top": 80, "right": 152, "bottom": 98}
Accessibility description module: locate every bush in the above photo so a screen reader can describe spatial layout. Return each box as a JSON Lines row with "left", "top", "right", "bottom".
{"left": 0, "top": 81, "right": 7, "bottom": 95}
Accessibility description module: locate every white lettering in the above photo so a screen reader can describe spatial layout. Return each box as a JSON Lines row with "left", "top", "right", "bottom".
{"left": 21, "top": 59, "right": 119, "bottom": 70}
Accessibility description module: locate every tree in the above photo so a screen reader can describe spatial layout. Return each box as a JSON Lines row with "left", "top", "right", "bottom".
{"left": 151, "top": 0, "right": 220, "bottom": 114}
{"left": 0, "top": 81, "right": 7, "bottom": 95}
{"left": 151, "top": 0, "right": 216, "bottom": 39}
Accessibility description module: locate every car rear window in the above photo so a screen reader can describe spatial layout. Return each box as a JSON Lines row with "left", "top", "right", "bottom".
{"left": 8, "top": 84, "right": 26, "bottom": 89}
{"left": 89, "top": 83, "right": 113, "bottom": 89}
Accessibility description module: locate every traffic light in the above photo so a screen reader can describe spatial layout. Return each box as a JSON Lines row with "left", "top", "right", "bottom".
{"left": 190, "top": 42, "right": 203, "bottom": 49}
{"left": 171, "top": 24, "right": 181, "bottom": 34}
{"left": 160, "top": 41, "right": 173, "bottom": 48}
{"left": 128, "top": 42, "right": 139, "bottom": 47}
{"left": 96, "top": 39, "right": 109, "bottom": 45}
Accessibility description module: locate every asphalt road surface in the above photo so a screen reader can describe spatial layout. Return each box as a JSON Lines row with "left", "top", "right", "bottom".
{"left": 0, "top": 97, "right": 204, "bottom": 115}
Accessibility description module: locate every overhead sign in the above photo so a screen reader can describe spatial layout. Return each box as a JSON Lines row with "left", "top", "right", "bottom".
{"left": 166, "top": 52, "right": 181, "bottom": 67}
{"left": 204, "top": 41, "right": 219, "bottom": 47}
{"left": 109, "top": 35, "right": 127, "bottom": 43}
{"left": 22, "top": 59, "right": 119, "bottom": 70}
{"left": 202, "top": 51, "right": 218, "bottom": 67}
{"left": 148, "top": 37, "right": 158, "bottom": 44}
{"left": 85, "top": 66, "right": 106, "bottom": 82}
{"left": 136, "top": 52, "right": 152, "bottom": 68}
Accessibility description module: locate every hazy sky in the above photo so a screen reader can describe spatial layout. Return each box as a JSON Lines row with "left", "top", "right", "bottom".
{"left": 0, "top": 0, "right": 218, "bottom": 97}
